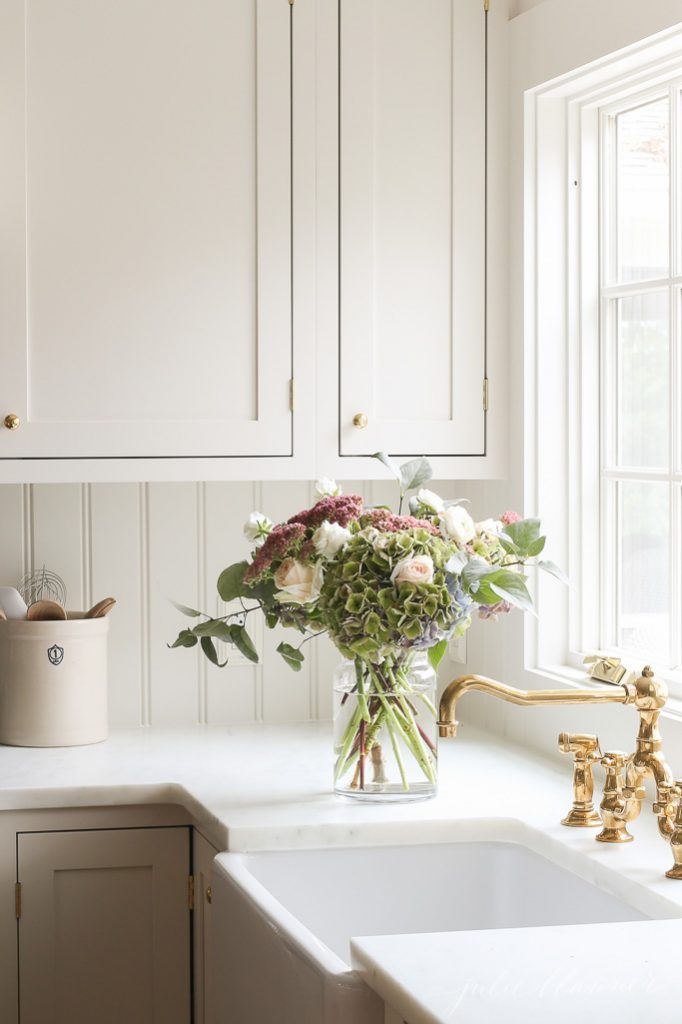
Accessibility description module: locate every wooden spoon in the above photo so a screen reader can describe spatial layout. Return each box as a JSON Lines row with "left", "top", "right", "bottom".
{"left": 0, "top": 607, "right": 7, "bottom": 621}
{"left": 27, "top": 600, "right": 67, "bottom": 621}
{"left": 85, "top": 597, "right": 117, "bottom": 619}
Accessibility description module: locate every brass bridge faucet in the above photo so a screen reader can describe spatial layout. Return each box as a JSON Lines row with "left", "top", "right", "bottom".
{"left": 438, "top": 666, "right": 681, "bottom": 879}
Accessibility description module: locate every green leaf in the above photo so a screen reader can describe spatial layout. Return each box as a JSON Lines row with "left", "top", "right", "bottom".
{"left": 501, "top": 518, "right": 542, "bottom": 556}
{"left": 192, "top": 619, "right": 233, "bottom": 641}
{"left": 399, "top": 456, "right": 433, "bottom": 493}
{"left": 277, "top": 641, "right": 305, "bottom": 671}
{"left": 526, "top": 536, "right": 546, "bottom": 557}
{"left": 169, "top": 629, "right": 198, "bottom": 649}
{"left": 217, "top": 561, "right": 249, "bottom": 602}
{"left": 372, "top": 451, "right": 402, "bottom": 483}
{"left": 538, "top": 559, "right": 569, "bottom": 584}
{"left": 428, "top": 639, "right": 448, "bottom": 669}
{"left": 170, "top": 599, "right": 202, "bottom": 618}
{"left": 200, "top": 636, "right": 228, "bottom": 668}
{"left": 489, "top": 574, "right": 536, "bottom": 615}
{"left": 244, "top": 577, "right": 277, "bottom": 603}
{"left": 496, "top": 534, "right": 520, "bottom": 556}
{"left": 229, "top": 624, "right": 259, "bottom": 663}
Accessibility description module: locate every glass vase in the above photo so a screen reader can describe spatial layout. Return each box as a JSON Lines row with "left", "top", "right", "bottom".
{"left": 333, "top": 651, "right": 438, "bottom": 802}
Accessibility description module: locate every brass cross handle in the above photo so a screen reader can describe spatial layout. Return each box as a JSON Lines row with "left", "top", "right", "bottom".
{"left": 4, "top": 414, "right": 20, "bottom": 430}
{"left": 352, "top": 413, "right": 368, "bottom": 429}
{"left": 558, "top": 732, "right": 602, "bottom": 827}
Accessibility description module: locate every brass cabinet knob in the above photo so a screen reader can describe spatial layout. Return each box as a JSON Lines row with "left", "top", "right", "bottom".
{"left": 4, "top": 414, "right": 20, "bottom": 430}
{"left": 352, "top": 413, "right": 368, "bottom": 429}
{"left": 205, "top": 886, "right": 212, "bottom": 904}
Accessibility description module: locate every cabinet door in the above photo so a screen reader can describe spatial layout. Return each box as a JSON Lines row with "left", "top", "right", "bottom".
{"left": 192, "top": 831, "right": 219, "bottom": 1024}
{"left": 0, "top": 0, "right": 292, "bottom": 460}
{"left": 17, "top": 826, "right": 191, "bottom": 1024}
{"left": 339, "top": 0, "right": 486, "bottom": 457}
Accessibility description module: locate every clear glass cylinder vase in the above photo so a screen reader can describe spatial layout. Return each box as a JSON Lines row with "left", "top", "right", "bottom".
{"left": 333, "top": 651, "right": 438, "bottom": 802}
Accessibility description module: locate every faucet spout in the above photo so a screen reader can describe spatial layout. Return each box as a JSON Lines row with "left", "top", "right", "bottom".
{"left": 437, "top": 674, "right": 632, "bottom": 738}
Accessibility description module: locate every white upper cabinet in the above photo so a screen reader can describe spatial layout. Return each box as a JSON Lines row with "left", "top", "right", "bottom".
{"left": 0, "top": 0, "right": 504, "bottom": 481}
{"left": 337, "top": 0, "right": 487, "bottom": 459}
{"left": 0, "top": 0, "right": 292, "bottom": 464}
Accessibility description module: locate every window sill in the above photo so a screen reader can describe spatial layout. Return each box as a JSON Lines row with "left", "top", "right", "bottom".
{"left": 530, "top": 662, "right": 682, "bottom": 724}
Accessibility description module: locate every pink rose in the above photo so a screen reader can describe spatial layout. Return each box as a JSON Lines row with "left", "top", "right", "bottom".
{"left": 391, "top": 555, "right": 434, "bottom": 587}
{"left": 274, "top": 559, "right": 324, "bottom": 605}
{"left": 500, "top": 510, "right": 521, "bottom": 525}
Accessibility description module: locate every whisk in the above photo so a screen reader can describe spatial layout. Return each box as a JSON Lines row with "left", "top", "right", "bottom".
{"left": 18, "top": 568, "right": 68, "bottom": 609}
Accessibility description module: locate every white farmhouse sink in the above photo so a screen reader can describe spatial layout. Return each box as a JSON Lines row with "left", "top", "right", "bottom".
{"left": 211, "top": 828, "right": 655, "bottom": 1024}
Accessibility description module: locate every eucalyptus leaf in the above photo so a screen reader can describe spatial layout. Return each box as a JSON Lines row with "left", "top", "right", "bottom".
{"left": 427, "top": 639, "right": 448, "bottom": 670}
{"left": 170, "top": 599, "right": 202, "bottom": 618}
{"left": 371, "top": 451, "right": 402, "bottom": 483}
{"left": 200, "top": 636, "right": 228, "bottom": 668}
{"left": 538, "top": 559, "right": 569, "bottom": 584}
{"left": 217, "top": 561, "right": 249, "bottom": 602}
{"left": 229, "top": 624, "right": 259, "bottom": 663}
{"left": 192, "top": 619, "right": 233, "bottom": 641}
{"left": 169, "top": 629, "right": 198, "bottom": 649}
{"left": 399, "top": 456, "right": 433, "bottom": 492}
{"left": 245, "top": 576, "right": 277, "bottom": 603}
{"left": 277, "top": 641, "right": 305, "bottom": 671}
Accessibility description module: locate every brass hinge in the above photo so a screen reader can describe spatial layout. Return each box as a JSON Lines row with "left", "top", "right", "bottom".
{"left": 15, "top": 882, "right": 21, "bottom": 920}
{"left": 482, "top": 377, "right": 489, "bottom": 412}
{"left": 289, "top": 378, "right": 296, "bottom": 413}
{"left": 188, "top": 875, "right": 195, "bottom": 912}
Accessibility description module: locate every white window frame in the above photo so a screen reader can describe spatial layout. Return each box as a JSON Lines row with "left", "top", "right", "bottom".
{"left": 599, "top": 81, "right": 682, "bottom": 678}
{"left": 526, "top": 28, "right": 682, "bottom": 697}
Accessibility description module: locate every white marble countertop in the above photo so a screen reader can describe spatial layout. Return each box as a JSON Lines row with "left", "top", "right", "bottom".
{"left": 1, "top": 721, "right": 681, "bottom": 1023}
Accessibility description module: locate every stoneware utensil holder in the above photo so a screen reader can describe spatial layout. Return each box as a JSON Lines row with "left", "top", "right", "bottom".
{"left": 0, "top": 614, "right": 109, "bottom": 746}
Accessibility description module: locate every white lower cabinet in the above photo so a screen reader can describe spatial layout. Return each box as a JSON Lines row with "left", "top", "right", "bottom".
{"left": 0, "top": 807, "right": 218, "bottom": 1024}
{"left": 17, "top": 825, "right": 192, "bottom": 1024}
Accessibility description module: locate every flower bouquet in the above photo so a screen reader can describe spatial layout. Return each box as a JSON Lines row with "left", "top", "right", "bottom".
{"left": 171, "top": 455, "right": 563, "bottom": 800}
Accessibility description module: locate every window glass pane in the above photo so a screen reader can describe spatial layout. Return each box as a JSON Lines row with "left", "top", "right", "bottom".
{"left": 616, "top": 98, "right": 669, "bottom": 283}
{"left": 616, "top": 290, "right": 669, "bottom": 468}
{"left": 617, "top": 480, "right": 670, "bottom": 661}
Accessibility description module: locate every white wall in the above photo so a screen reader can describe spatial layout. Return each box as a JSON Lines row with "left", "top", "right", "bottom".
{"left": 0, "top": 478, "right": 472, "bottom": 728}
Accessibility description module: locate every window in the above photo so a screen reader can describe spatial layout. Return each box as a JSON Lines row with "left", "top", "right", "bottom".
{"left": 526, "top": 31, "right": 682, "bottom": 692}
{"left": 600, "top": 83, "right": 680, "bottom": 674}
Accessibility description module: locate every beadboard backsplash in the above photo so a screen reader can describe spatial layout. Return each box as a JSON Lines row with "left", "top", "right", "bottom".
{"left": 0, "top": 480, "right": 462, "bottom": 727}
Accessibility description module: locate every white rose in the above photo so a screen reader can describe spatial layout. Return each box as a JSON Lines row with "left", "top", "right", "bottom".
{"left": 475, "top": 518, "right": 500, "bottom": 536}
{"left": 391, "top": 555, "right": 435, "bottom": 587}
{"left": 313, "top": 521, "right": 351, "bottom": 559}
{"left": 243, "top": 511, "right": 273, "bottom": 547}
{"left": 440, "top": 505, "right": 475, "bottom": 546}
{"left": 274, "top": 559, "right": 324, "bottom": 605}
{"left": 416, "top": 488, "right": 444, "bottom": 513}
{"left": 314, "top": 477, "right": 342, "bottom": 500}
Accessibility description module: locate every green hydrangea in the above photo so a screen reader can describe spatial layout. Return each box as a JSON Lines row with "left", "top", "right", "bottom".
{"left": 318, "top": 527, "right": 466, "bottom": 662}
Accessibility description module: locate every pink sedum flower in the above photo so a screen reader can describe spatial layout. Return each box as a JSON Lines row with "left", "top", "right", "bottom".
{"left": 244, "top": 522, "right": 307, "bottom": 582}
{"left": 362, "top": 508, "right": 440, "bottom": 537}
{"left": 500, "top": 510, "right": 521, "bottom": 526}
{"left": 288, "top": 495, "right": 364, "bottom": 530}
